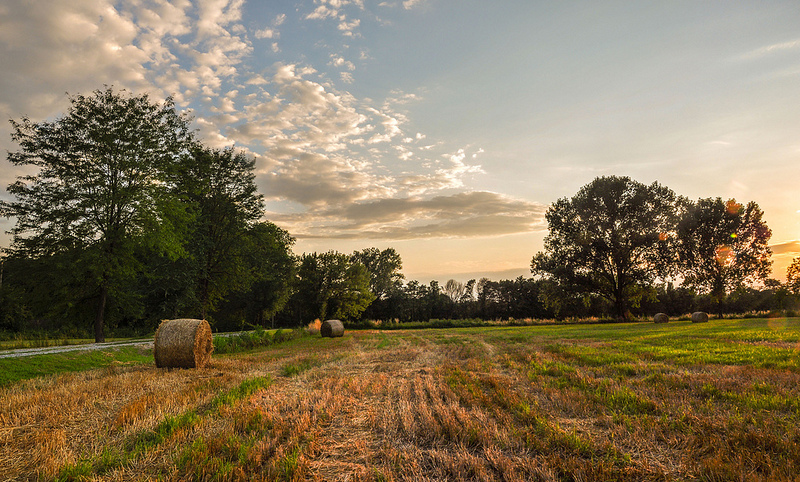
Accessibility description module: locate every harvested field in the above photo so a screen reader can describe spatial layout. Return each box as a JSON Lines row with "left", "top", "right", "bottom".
{"left": 2, "top": 318, "right": 800, "bottom": 480}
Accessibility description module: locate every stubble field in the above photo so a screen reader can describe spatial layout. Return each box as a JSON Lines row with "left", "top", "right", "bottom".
{"left": 2, "top": 318, "right": 800, "bottom": 481}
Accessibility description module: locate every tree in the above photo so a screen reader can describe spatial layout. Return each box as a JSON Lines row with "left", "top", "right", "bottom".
{"left": 2, "top": 87, "right": 192, "bottom": 341}
{"left": 351, "top": 247, "right": 404, "bottom": 299}
{"left": 787, "top": 257, "right": 800, "bottom": 295}
{"left": 294, "top": 251, "right": 374, "bottom": 322}
{"left": 444, "top": 279, "right": 466, "bottom": 302}
{"left": 677, "top": 198, "right": 772, "bottom": 316}
{"left": 351, "top": 247, "right": 405, "bottom": 321}
{"left": 177, "top": 146, "right": 264, "bottom": 319}
{"left": 532, "top": 176, "right": 681, "bottom": 320}
{"left": 215, "top": 222, "right": 296, "bottom": 329}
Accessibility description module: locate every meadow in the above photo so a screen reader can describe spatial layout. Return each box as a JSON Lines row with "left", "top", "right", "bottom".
{"left": 2, "top": 318, "right": 800, "bottom": 481}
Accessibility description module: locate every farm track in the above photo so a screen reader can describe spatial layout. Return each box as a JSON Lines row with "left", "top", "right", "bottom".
{"left": 2, "top": 321, "right": 800, "bottom": 481}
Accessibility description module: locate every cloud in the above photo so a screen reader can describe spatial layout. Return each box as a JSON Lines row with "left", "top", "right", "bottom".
{"left": 739, "top": 38, "right": 800, "bottom": 61}
{"left": 272, "top": 191, "right": 546, "bottom": 240}
{"left": 770, "top": 240, "right": 800, "bottom": 255}
{"left": 0, "top": 2, "right": 518, "bottom": 249}
{"left": 402, "top": 0, "right": 426, "bottom": 9}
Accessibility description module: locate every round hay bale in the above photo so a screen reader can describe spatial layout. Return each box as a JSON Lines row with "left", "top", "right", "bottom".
{"left": 154, "top": 319, "right": 213, "bottom": 368}
{"left": 653, "top": 313, "right": 669, "bottom": 324}
{"left": 691, "top": 311, "right": 709, "bottom": 323}
{"left": 321, "top": 319, "right": 344, "bottom": 338}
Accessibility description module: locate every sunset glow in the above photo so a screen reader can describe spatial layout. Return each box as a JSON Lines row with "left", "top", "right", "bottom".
{"left": 1, "top": 1, "right": 799, "bottom": 282}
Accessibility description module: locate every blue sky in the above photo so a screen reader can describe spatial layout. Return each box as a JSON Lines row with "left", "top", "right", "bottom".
{"left": 1, "top": 0, "right": 799, "bottom": 282}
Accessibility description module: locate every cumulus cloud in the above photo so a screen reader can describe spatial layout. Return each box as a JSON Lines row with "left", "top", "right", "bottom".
{"left": 0, "top": 1, "right": 525, "bottom": 247}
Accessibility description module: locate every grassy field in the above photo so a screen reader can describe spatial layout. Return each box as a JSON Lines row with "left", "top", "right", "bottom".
{"left": 2, "top": 318, "right": 800, "bottom": 480}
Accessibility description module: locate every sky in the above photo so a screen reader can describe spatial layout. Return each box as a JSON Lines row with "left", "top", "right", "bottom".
{"left": 1, "top": 0, "right": 799, "bottom": 283}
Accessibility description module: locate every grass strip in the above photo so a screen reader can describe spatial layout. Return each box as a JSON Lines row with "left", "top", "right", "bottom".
{"left": 0, "top": 346, "right": 152, "bottom": 387}
{"left": 56, "top": 375, "right": 274, "bottom": 480}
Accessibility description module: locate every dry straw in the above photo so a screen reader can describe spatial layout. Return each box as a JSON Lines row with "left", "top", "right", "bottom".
{"left": 653, "top": 313, "right": 669, "bottom": 324}
{"left": 321, "top": 319, "right": 344, "bottom": 338}
{"left": 153, "top": 318, "right": 213, "bottom": 368}
{"left": 691, "top": 311, "right": 709, "bottom": 323}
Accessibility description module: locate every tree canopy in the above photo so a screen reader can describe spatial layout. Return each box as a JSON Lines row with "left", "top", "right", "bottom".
{"left": 677, "top": 198, "right": 772, "bottom": 315}
{"left": 2, "top": 87, "right": 193, "bottom": 341}
{"left": 532, "top": 176, "right": 682, "bottom": 320}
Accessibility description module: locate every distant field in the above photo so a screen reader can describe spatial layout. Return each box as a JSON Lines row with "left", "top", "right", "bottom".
{"left": 2, "top": 318, "right": 799, "bottom": 480}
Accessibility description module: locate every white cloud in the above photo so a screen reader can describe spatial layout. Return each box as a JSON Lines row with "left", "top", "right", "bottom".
{"left": 739, "top": 38, "right": 800, "bottom": 61}
{"left": 402, "top": 0, "right": 425, "bottom": 10}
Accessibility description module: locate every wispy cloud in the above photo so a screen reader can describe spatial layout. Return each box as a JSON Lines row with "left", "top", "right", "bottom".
{"left": 739, "top": 38, "right": 800, "bottom": 61}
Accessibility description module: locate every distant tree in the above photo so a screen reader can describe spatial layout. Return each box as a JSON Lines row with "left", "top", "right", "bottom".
{"left": 294, "top": 251, "right": 374, "bottom": 322}
{"left": 176, "top": 145, "right": 264, "bottom": 319}
{"left": 532, "top": 176, "right": 682, "bottom": 320}
{"left": 2, "top": 87, "right": 192, "bottom": 341}
{"left": 677, "top": 198, "right": 772, "bottom": 317}
{"left": 787, "top": 257, "right": 800, "bottom": 295}
{"left": 351, "top": 247, "right": 405, "bottom": 300}
{"left": 444, "top": 279, "right": 466, "bottom": 302}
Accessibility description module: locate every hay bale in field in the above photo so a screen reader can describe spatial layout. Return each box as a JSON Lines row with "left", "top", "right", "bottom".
{"left": 691, "top": 311, "right": 709, "bottom": 323}
{"left": 653, "top": 313, "right": 669, "bottom": 324}
{"left": 153, "top": 319, "right": 213, "bottom": 368}
{"left": 321, "top": 319, "right": 344, "bottom": 338}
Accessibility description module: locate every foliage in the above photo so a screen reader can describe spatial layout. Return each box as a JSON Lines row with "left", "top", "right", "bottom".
{"left": 212, "top": 222, "right": 296, "bottom": 330}
{"left": 287, "top": 251, "right": 375, "bottom": 323}
{"left": 532, "top": 176, "right": 682, "bottom": 319}
{"left": 176, "top": 146, "right": 265, "bottom": 319}
{"left": 787, "top": 257, "right": 800, "bottom": 295}
{"left": 677, "top": 197, "right": 772, "bottom": 315}
{"left": 2, "top": 87, "right": 193, "bottom": 341}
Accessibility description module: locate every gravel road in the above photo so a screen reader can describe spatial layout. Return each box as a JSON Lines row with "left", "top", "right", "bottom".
{"left": 0, "top": 339, "right": 154, "bottom": 359}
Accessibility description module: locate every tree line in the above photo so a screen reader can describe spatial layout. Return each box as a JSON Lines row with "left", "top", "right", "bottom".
{"left": 1, "top": 89, "right": 799, "bottom": 341}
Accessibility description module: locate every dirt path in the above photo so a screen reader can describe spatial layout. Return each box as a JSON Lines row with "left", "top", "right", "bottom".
{"left": 0, "top": 339, "right": 155, "bottom": 359}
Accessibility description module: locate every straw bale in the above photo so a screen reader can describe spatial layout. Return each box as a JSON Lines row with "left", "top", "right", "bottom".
{"left": 321, "top": 319, "right": 344, "bottom": 338}
{"left": 691, "top": 311, "right": 709, "bottom": 323}
{"left": 153, "top": 319, "right": 213, "bottom": 368}
{"left": 653, "top": 313, "right": 669, "bottom": 324}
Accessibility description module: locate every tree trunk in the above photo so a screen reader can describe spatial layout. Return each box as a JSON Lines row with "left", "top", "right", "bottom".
{"left": 94, "top": 284, "right": 108, "bottom": 343}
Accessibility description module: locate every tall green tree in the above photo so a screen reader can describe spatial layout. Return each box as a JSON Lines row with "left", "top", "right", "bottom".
{"left": 177, "top": 146, "right": 264, "bottom": 319}
{"left": 294, "top": 251, "right": 374, "bottom": 322}
{"left": 532, "top": 176, "right": 681, "bottom": 320}
{"left": 215, "top": 222, "right": 296, "bottom": 329}
{"left": 677, "top": 198, "right": 772, "bottom": 316}
{"left": 351, "top": 247, "right": 404, "bottom": 300}
{"left": 2, "top": 87, "right": 192, "bottom": 341}
{"left": 351, "top": 247, "right": 405, "bottom": 321}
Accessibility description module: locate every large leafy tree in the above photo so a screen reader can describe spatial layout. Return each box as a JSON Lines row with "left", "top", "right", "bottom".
{"left": 532, "top": 176, "right": 681, "bottom": 320}
{"left": 294, "top": 251, "right": 374, "bottom": 322}
{"left": 351, "top": 247, "right": 405, "bottom": 321}
{"left": 2, "top": 87, "right": 192, "bottom": 341}
{"left": 351, "top": 247, "right": 404, "bottom": 300}
{"left": 677, "top": 198, "right": 772, "bottom": 316}
{"left": 215, "top": 222, "right": 296, "bottom": 329}
{"left": 176, "top": 146, "right": 264, "bottom": 319}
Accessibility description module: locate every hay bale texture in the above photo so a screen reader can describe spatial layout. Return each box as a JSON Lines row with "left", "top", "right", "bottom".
{"left": 691, "top": 311, "right": 709, "bottom": 323}
{"left": 321, "top": 319, "right": 344, "bottom": 338}
{"left": 154, "top": 319, "right": 213, "bottom": 368}
{"left": 653, "top": 313, "right": 669, "bottom": 324}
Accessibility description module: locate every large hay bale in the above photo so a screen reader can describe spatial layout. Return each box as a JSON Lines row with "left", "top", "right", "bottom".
{"left": 154, "top": 319, "right": 213, "bottom": 368}
{"left": 321, "top": 319, "right": 344, "bottom": 338}
{"left": 653, "top": 313, "right": 669, "bottom": 324}
{"left": 691, "top": 311, "right": 709, "bottom": 323}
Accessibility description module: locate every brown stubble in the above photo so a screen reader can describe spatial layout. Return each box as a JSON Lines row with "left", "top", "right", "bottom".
{"left": 3, "top": 329, "right": 800, "bottom": 481}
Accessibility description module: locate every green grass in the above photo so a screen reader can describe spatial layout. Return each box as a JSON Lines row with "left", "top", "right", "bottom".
{"left": 0, "top": 346, "right": 152, "bottom": 387}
